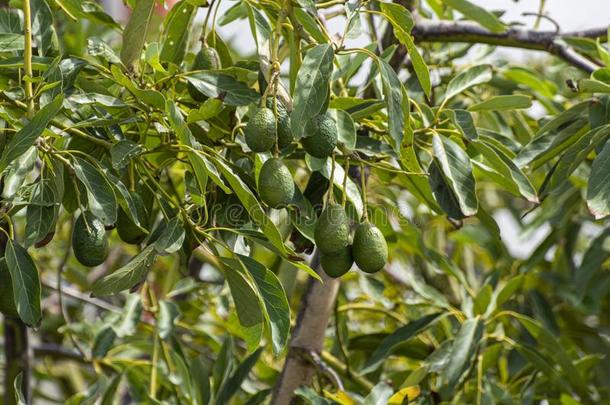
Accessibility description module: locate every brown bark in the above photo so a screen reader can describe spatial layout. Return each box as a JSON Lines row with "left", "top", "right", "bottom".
{"left": 3, "top": 317, "right": 30, "bottom": 405}
{"left": 271, "top": 254, "right": 340, "bottom": 405}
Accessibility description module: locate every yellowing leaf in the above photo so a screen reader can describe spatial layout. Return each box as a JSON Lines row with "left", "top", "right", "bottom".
{"left": 388, "top": 386, "right": 421, "bottom": 404}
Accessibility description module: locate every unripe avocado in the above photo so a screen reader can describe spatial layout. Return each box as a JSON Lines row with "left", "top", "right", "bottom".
{"left": 245, "top": 107, "right": 277, "bottom": 152}
{"left": 314, "top": 203, "right": 349, "bottom": 254}
{"left": 116, "top": 195, "right": 148, "bottom": 245}
{"left": 321, "top": 245, "right": 353, "bottom": 278}
{"left": 265, "top": 98, "right": 294, "bottom": 148}
{"left": 188, "top": 46, "right": 221, "bottom": 101}
{"left": 72, "top": 212, "right": 109, "bottom": 267}
{"left": 0, "top": 258, "right": 18, "bottom": 318}
{"left": 258, "top": 158, "right": 295, "bottom": 208}
{"left": 353, "top": 222, "right": 387, "bottom": 273}
{"left": 302, "top": 113, "right": 337, "bottom": 158}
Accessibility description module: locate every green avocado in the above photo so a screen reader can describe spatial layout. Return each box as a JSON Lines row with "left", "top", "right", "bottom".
{"left": 258, "top": 158, "right": 295, "bottom": 208}
{"left": 0, "top": 258, "right": 18, "bottom": 318}
{"left": 188, "top": 46, "right": 221, "bottom": 101}
{"left": 353, "top": 222, "right": 387, "bottom": 273}
{"left": 321, "top": 245, "right": 353, "bottom": 278}
{"left": 314, "top": 203, "right": 349, "bottom": 254}
{"left": 302, "top": 113, "right": 337, "bottom": 158}
{"left": 245, "top": 107, "right": 277, "bottom": 152}
{"left": 116, "top": 195, "right": 148, "bottom": 245}
{"left": 265, "top": 98, "right": 294, "bottom": 148}
{"left": 72, "top": 212, "right": 109, "bottom": 267}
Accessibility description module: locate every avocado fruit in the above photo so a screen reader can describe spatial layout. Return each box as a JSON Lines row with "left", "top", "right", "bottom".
{"left": 302, "top": 113, "right": 337, "bottom": 158}
{"left": 188, "top": 46, "right": 221, "bottom": 101}
{"left": 0, "top": 258, "right": 18, "bottom": 317}
{"left": 258, "top": 158, "right": 295, "bottom": 208}
{"left": 72, "top": 212, "right": 109, "bottom": 267}
{"left": 265, "top": 98, "right": 294, "bottom": 148}
{"left": 245, "top": 107, "right": 277, "bottom": 152}
{"left": 321, "top": 245, "right": 353, "bottom": 278}
{"left": 314, "top": 203, "right": 349, "bottom": 254}
{"left": 353, "top": 222, "right": 387, "bottom": 273}
{"left": 116, "top": 195, "right": 148, "bottom": 245}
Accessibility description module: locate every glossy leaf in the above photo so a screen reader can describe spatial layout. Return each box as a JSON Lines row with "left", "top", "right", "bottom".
{"left": 184, "top": 72, "right": 260, "bottom": 106}
{"left": 72, "top": 157, "right": 118, "bottom": 225}
{"left": 6, "top": 240, "right": 41, "bottom": 326}
{"left": 291, "top": 44, "right": 335, "bottom": 139}
{"left": 444, "top": 0, "right": 505, "bottom": 32}
{"left": 444, "top": 64, "right": 493, "bottom": 102}
{"left": 468, "top": 95, "right": 532, "bottom": 111}
{"left": 587, "top": 139, "right": 610, "bottom": 218}
{"left": 0, "top": 95, "right": 63, "bottom": 174}
{"left": 91, "top": 245, "right": 157, "bottom": 296}
{"left": 120, "top": 0, "right": 156, "bottom": 67}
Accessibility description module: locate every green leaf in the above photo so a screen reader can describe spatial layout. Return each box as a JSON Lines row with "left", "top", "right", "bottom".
{"left": 0, "top": 33, "right": 24, "bottom": 51}
{"left": 471, "top": 140, "right": 538, "bottom": 202}
{"left": 318, "top": 158, "right": 363, "bottom": 218}
{"left": 587, "top": 139, "right": 610, "bottom": 219}
{"left": 362, "top": 313, "right": 443, "bottom": 374}
{"left": 87, "top": 37, "right": 122, "bottom": 65}
{"left": 363, "top": 383, "right": 394, "bottom": 405}
{"left": 444, "top": 64, "right": 493, "bottom": 102}
{"left": 575, "top": 228, "right": 610, "bottom": 296}
{"left": 120, "top": 0, "right": 156, "bottom": 68}
{"left": 184, "top": 72, "right": 260, "bottom": 106}
{"left": 440, "top": 317, "right": 485, "bottom": 396}
{"left": 6, "top": 240, "right": 41, "bottom": 326}
{"left": 449, "top": 109, "right": 479, "bottom": 140}
{"left": 91, "top": 245, "right": 157, "bottom": 296}
{"left": 0, "top": 95, "right": 63, "bottom": 174}
{"left": 221, "top": 258, "right": 265, "bottom": 351}
{"left": 291, "top": 44, "right": 335, "bottom": 139}
{"left": 31, "top": 0, "right": 58, "bottom": 56}
{"left": 238, "top": 255, "right": 290, "bottom": 355}
{"left": 24, "top": 180, "right": 59, "bottom": 247}
{"left": 111, "top": 65, "right": 166, "bottom": 109}
{"left": 211, "top": 157, "right": 292, "bottom": 257}
{"left": 2, "top": 146, "right": 37, "bottom": 199}
{"left": 379, "top": 59, "right": 407, "bottom": 151}
{"left": 216, "top": 348, "right": 263, "bottom": 404}
{"left": 153, "top": 216, "right": 186, "bottom": 254}
{"left": 330, "top": 109, "right": 356, "bottom": 150}
{"left": 444, "top": 0, "right": 505, "bottom": 32}
{"left": 157, "top": 300, "right": 180, "bottom": 340}
{"left": 430, "top": 134, "right": 478, "bottom": 218}
{"left": 468, "top": 95, "right": 532, "bottom": 111}
{"left": 379, "top": 3, "right": 431, "bottom": 97}
{"left": 110, "top": 140, "right": 144, "bottom": 170}
{"left": 160, "top": 0, "right": 196, "bottom": 65}
{"left": 72, "top": 157, "right": 118, "bottom": 225}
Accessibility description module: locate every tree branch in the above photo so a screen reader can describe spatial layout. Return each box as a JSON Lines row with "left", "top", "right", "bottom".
{"left": 410, "top": 17, "right": 607, "bottom": 73}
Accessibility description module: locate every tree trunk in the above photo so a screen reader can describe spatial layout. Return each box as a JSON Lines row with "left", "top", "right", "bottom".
{"left": 271, "top": 254, "right": 340, "bottom": 405}
{"left": 3, "top": 317, "right": 30, "bottom": 405}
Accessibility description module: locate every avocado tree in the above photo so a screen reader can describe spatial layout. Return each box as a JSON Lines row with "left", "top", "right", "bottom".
{"left": 0, "top": 0, "right": 609, "bottom": 403}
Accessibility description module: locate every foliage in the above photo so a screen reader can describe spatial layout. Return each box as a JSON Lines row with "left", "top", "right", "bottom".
{"left": 0, "top": 0, "right": 609, "bottom": 403}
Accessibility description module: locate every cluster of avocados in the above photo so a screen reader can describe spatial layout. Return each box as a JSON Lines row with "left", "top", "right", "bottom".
{"left": 315, "top": 203, "right": 388, "bottom": 278}
{"left": 242, "top": 86, "right": 388, "bottom": 278}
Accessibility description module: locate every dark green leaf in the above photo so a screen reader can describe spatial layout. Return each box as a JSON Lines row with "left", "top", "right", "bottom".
{"left": 6, "top": 240, "right": 41, "bottom": 326}
{"left": 444, "top": 0, "right": 505, "bottom": 32}
{"left": 91, "top": 245, "right": 157, "bottom": 296}
{"left": 72, "top": 157, "right": 118, "bottom": 225}
{"left": 291, "top": 44, "right": 335, "bottom": 139}
{"left": 440, "top": 317, "right": 485, "bottom": 395}
{"left": 587, "top": 138, "right": 610, "bottom": 218}
{"left": 445, "top": 64, "right": 493, "bottom": 102}
{"left": 160, "top": 0, "right": 196, "bottom": 65}
{"left": 431, "top": 134, "right": 478, "bottom": 217}
{"left": 0, "top": 95, "right": 63, "bottom": 173}
{"left": 184, "top": 72, "right": 260, "bottom": 106}
{"left": 121, "top": 0, "right": 156, "bottom": 67}
{"left": 362, "top": 313, "right": 443, "bottom": 373}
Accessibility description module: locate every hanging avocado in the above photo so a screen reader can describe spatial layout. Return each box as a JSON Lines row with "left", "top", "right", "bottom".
{"left": 353, "top": 222, "right": 387, "bottom": 273}
{"left": 258, "top": 158, "right": 295, "bottom": 208}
